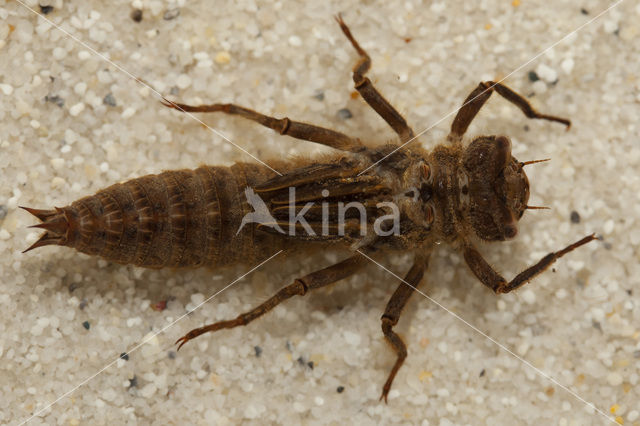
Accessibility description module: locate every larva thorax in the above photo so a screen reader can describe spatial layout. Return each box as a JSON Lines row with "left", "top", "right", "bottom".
{"left": 372, "top": 133, "right": 532, "bottom": 250}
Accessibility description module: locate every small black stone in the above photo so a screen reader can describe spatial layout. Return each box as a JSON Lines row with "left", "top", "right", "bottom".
{"left": 254, "top": 346, "right": 262, "bottom": 357}
{"left": 39, "top": 5, "right": 54, "bottom": 14}
{"left": 82, "top": 321, "right": 90, "bottom": 330}
{"left": 168, "top": 351, "right": 176, "bottom": 359}
{"left": 128, "top": 375, "right": 138, "bottom": 388}
{"left": 626, "top": 289, "right": 632, "bottom": 296}
{"left": 103, "top": 93, "right": 117, "bottom": 107}
{"left": 131, "top": 9, "right": 143, "bottom": 23}
{"left": 523, "top": 125, "right": 530, "bottom": 132}
{"left": 79, "top": 299, "right": 88, "bottom": 310}
{"left": 313, "top": 89, "right": 325, "bottom": 101}
{"left": 307, "top": 361, "right": 314, "bottom": 370}
{"left": 45, "top": 94, "right": 65, "bottom": 108}
{"left": 120, "top": 352, "right": 129, "bottom": 361}
{"left": 337, "top": 108, "right": 353, "bottom": 120}
{"left": 0, "top": 205, "right": 7, "bottom": 220}
{"left": 68, "top": 283, "right": 78, "bottom": 293}
{"left": 570, "top": 211, "right": 580, "bottom": 224}
{"left": 580, "top": 8, "right": 589, "bottom": 15}
{"left": 163, "top": 8, "right": 180, "bottom": 20}
{"left": 528, "top": 71, "right": 539, "bottom": 82}
{"left": 479, "top": 369, "right": 485, "bottom": 377}
{"left": 336, "top": 386, "right": 345, "bottom": 393}
{"left": 297, "top": 356, "right": 305, "bottom": 366}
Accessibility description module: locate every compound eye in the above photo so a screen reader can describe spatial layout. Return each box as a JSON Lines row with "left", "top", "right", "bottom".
{"left": 503, "top": 222, "right": 518, "bottom": 239}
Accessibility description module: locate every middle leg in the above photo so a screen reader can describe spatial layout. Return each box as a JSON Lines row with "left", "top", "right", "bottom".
{"left": 379, "top": 255, "right": 428, "bottom": 402}
{"left": 336, "top": 15, "right": 416, "bottom": 142}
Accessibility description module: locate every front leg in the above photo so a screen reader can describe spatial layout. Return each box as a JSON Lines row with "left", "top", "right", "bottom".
{"left": 448, "top": 81, "right": 571, "bottom": 143}
{"left": 463, "top": 234, "right": 596, "bottom": 293}
{"left": 379, "top": 255, "right": 428, "bottom": 402}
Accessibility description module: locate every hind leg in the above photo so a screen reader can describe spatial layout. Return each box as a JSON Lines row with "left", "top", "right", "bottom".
{"left": 162, "top": 100, "right": 363, "bottom": 152}
{"left": 176, "top": 255, "right": 367, "bottom": 350}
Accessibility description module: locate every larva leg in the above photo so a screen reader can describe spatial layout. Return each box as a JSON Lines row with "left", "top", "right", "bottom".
{"left": 335, "top": 15, "right": 415, "bottom": 142}
{"left": 448, "top": 81, "right": 571, "bottom": 143}
{"left": 463, "top": 234, "right": 596, "bottom": 294}
{"left": 175, "top": 255, "right": 368, "bottom": 350}
{"left": 379, "top": 257, "right": 427, "bottom": 402}
{"left": 161, "top": 100, "right": 363, "bottom": 152}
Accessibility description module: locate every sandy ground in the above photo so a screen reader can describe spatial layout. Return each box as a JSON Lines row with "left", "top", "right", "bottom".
{"left": 1, "top": 0, "right": 639, "bottom": 425}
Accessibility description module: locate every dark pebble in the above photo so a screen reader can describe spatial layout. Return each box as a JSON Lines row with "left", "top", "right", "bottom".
{"left": 528, "top": 71, "right": 539, "bottom": 82}
{"left": 40, "top": 5, "right": 54, "bottom": 14}
{"left": 285, "top": 341, "right": 293, "bottom": 352}
{"left": 580, "top": 8, "right": 589, "bottom": 15}
{"left": 128, "top": 375, "right": 138, "bottom": 388}
{"left": 79, "top": 298, "right": 88, "bottom": 310}
{"left": 337, "top": 386, "right": 345, "bottom": 393}
{"left": 103, "top": 93, "right": 117, "bottom": 107}
{"left": 479, "top": 368, "right": 485, "bottom": 377}
{"left": 82, "top": 321, "right": 90, "bottom": 330}
{"left": 570, "top": 211, "right": 580, "bottom": 224}
{"left": 120, "top": 352, "right": 129, "bottom": 361}
{"left": 592, "top": 321, "right": 602, "bottom": 332}
{"left": 626, "top": 289, "right": 632, "bottom": 296}
{"left": 68, "top": 283, "right": 78, "bottom": 293}
{"left": 163, "top": 8, "right": 180, "bottom": 20}
{"left": 313, "top": 89, "right": 325, "bottom": 101}
{"left": 297, "top": 356, "right": 305, "bottom": 366}
{"left": 254, "top": 346, "right": 262, "bottom": 357}
{"left": 307, "top": 361, "right": 314, "bottom": 370}
{"left": 131, "top": 9, "right": 143, "bottom": 22}
{"left": 45, "top": 94, "right": 65, "bottom": 107}
{"left": 168, "top": 351, "right": 176, "bottom": 359}
{"left": 523, "top": 125, "right": 530, "bottom": 132}
{"left": 337, "top": 108, "right": 352, "bottom": 120}
{"left": 0, "top": 205, "right": 6, "bottom": 220}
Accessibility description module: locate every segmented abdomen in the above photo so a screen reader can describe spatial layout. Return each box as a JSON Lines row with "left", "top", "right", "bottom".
{"left": 31, "top": 163, "right": 284, "bottom": 268}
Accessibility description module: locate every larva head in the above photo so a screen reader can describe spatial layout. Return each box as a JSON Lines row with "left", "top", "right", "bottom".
{"left": 462, "top": 135, "right": 530, "bottom": 241}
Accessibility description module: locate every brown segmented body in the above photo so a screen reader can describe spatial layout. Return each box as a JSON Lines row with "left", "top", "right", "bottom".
{"left": 25, "top": 163, "right": 289, "bottom": 268}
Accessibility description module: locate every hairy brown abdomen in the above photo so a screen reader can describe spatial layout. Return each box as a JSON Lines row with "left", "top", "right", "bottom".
{"left": 23, "top": 163, "right": 285, "bottom": 268}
